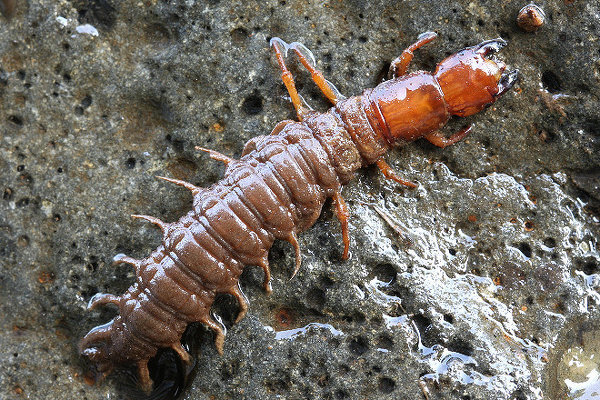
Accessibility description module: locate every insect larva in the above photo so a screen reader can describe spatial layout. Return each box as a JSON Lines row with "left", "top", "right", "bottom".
{"left": 79, "top": 32, "right": 518, "bottom": 393}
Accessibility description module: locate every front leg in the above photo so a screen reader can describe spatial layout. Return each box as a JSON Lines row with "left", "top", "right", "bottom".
{"left": 424, "top": 125, "right": 472, "bottom": 148}
{"left": 270, "top": 37, "right": 310, "bottom": 121}
{"left": 388, "top": 31, "right": 438, "bottom": 78}
{"left": 288, "top": 41, "right": 346, "bottom": 105}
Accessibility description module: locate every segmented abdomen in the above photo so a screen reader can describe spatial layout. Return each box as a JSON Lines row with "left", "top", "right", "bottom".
{"left": 97, "top": 101, "right": 378, "bottom": 366}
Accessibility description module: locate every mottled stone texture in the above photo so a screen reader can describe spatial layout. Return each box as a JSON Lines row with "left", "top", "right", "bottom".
{"left": 1, "top": 1, "right": 599, "bottom": 399}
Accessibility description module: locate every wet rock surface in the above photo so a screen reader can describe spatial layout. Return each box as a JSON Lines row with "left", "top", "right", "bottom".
{"left": 1, "top": 1, "right": 599, "bottom": 399}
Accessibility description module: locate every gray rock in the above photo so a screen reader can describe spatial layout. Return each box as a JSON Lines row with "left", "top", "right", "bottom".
{"left": 1, "top": 1, "right": 599, "bottom": 399}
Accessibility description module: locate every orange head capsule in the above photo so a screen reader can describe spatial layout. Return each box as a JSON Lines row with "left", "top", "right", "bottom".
{"left": 434, "top": 39, "right": 519, "bottom": 117}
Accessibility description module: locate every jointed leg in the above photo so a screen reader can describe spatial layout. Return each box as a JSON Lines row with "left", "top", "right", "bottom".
{"left": 258, "top": 256, "right": 272, "bottom": 293}
{"left": 389, "top": 31, "right": 438, "bottom": 78}
{"left": 424, "top": 125, "right": 472, "bottom": 148}
{"left": 288, "top": 41, "right": 346, "bottom": 105}
{"left": 270, "top": 37, "right": 309, "bottom": 120}
{"left": 137, "top": 360, "right": 153, "bottom": 393}
{"left": 202, "top": 316, "right": 226, "bottom": 354}
{"left": 376, "top": 159, "right": 417, "bottom": 188}
{"left": 229, "top": 283, "right": 249, "bottom": 323}
{"left": 171, "top": 342, "right": 191, "bottom": 364}
{"left": 287, "top": 231, "right": 303, "bottom": 278}
{"left": 332, "top": 192, "right": 350, "bottom": 260}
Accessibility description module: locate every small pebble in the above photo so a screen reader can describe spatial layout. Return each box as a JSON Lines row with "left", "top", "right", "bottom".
{"left": 517, "top": 4, "right": 545, "bottom": 32}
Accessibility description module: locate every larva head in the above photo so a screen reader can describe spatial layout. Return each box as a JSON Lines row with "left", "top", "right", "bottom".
{"left": 434, "top": 39, "right": 518, "bottom": 117}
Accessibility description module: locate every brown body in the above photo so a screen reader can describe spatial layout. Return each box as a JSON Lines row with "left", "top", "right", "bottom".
{"left": 517, "top": 4, "right": 545, "bottom": 32}
{"left": 80, "top": 33, "right": 518, "bottom": 393}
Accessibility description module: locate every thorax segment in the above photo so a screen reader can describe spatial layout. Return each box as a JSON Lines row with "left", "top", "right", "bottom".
{"left": 367, "top": 72, "right": 450, "bottom": 144}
